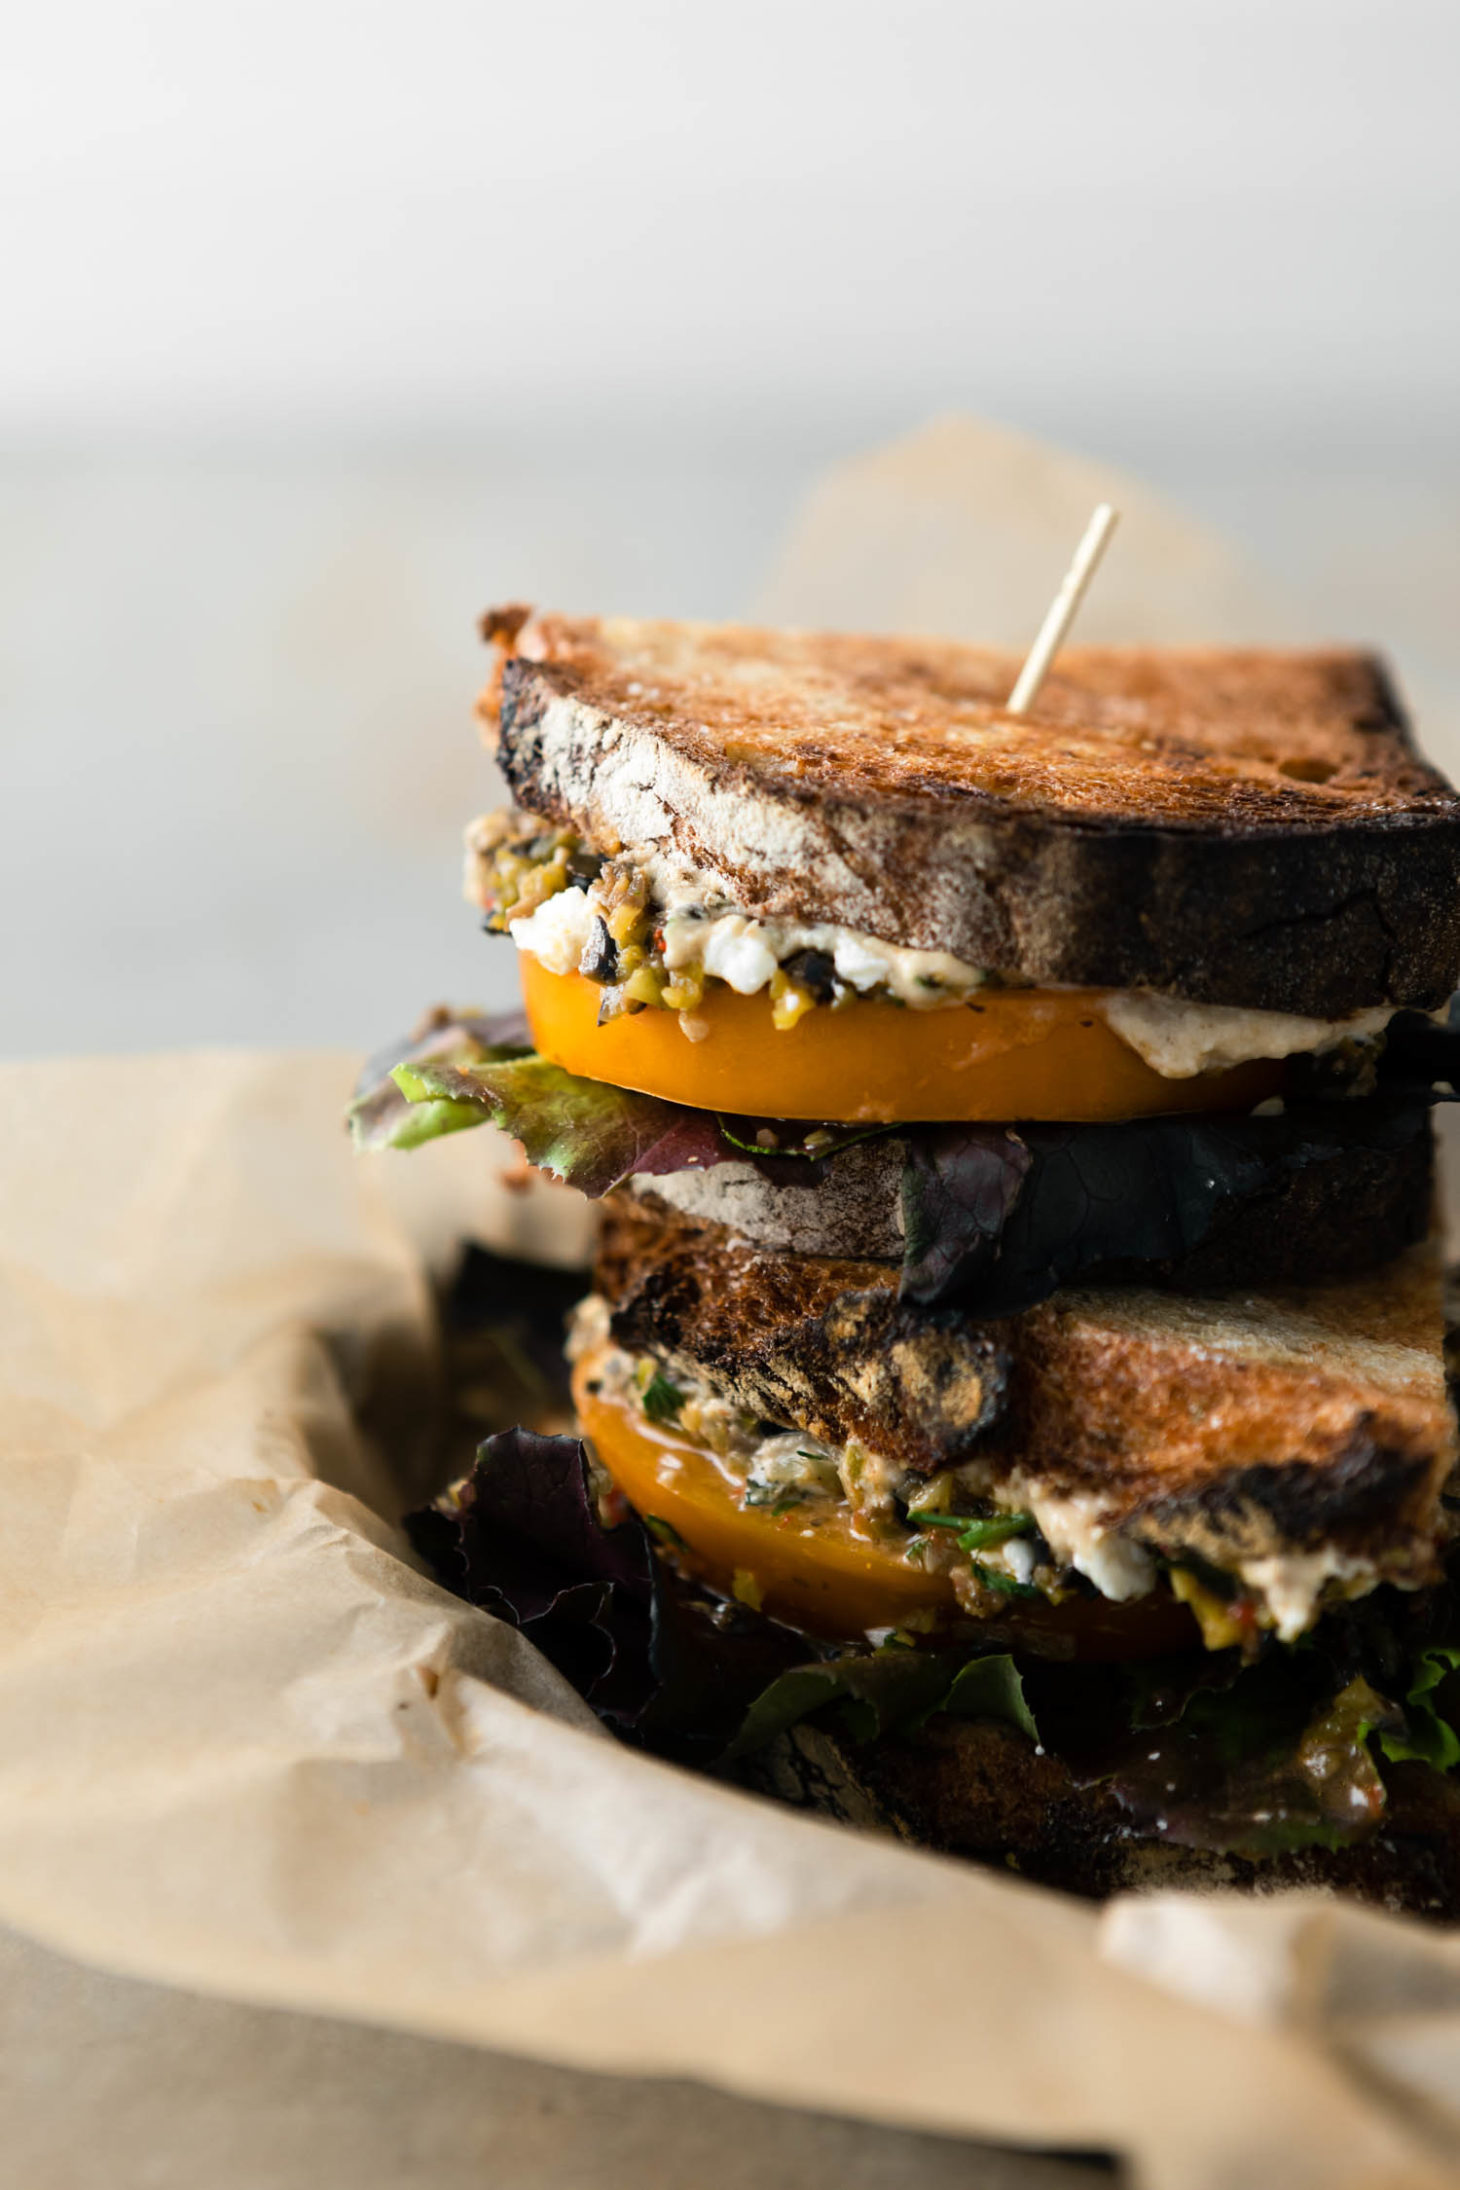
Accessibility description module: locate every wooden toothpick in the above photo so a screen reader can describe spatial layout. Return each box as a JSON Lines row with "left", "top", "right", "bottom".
{"left": 1005, "top": 503, "right": 1120, "bottom": 716}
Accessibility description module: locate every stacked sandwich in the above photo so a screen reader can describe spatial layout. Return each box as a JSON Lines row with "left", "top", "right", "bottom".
{"left": 359, "top": 607, "right": 1460, "bottom": 1906}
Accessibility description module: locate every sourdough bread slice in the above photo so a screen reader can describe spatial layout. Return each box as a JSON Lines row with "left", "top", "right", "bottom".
{"left": 480, "top": 610, "right": 1460, "bottom": 1014}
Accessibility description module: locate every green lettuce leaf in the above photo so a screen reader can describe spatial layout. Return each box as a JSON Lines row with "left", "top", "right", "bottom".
{"left": 1380, "top": 1645, "right": 1460, "bottom": 1770}
{"left": 722, "top": 1646, "right": 1037, "bottom": 1762}
{"left": 376, "top": 1082, "right": 492, "bottom": 1151}
{"left": 943, "top": 1652, "right": 1040, "bottom": 1740}
{"left": 348, "top": 1010, "right": 725, "bottom": 1193}
{"left": 348, "top": 1011, "right": 531, "bottom": 1152}
{"left": 390, "top": 1055, "right": 726, "bottom": 1195}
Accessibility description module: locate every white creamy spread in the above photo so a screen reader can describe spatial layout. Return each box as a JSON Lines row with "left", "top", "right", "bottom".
{"left": 1237, "top": 1550, "right": 1373, "bottom": 1644}
{"left": 1102, "top": 991, "right": 1393, "bottom": 1079}
{"left": 505, "top": 864, "right": 1397, "bottom": 1077}
{"left": 999, "top": 1485, "right": 1159, "bottom": 1602}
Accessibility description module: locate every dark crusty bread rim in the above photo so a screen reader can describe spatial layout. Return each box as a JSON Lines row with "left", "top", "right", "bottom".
{"left": 482, "top": 610, "right": 1460, "bottom": 1017}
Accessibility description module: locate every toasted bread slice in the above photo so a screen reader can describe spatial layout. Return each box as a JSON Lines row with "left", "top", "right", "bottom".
{"left": 593, "top": 1198, "right": 1457, "bottom": 1621}
{"left": 480, "top": 610, "right": 1460, "bottom": 1015}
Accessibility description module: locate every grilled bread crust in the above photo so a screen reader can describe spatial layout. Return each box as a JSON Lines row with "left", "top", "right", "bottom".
{"left": 480, "top": 611, "right": 1460, "bottom": 1014}
{"left": 594, "top": 1199, "right": 1456, "bottom": 1588}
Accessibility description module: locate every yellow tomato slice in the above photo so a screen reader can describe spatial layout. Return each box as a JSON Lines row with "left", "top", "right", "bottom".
{"left": 522, "top": 955, "right": 1283, "bottom": 1123}
{"left": 573, "top": 1355, "right": 1198, "bottom": 1658}
{"left": 574, "top": 1355, "right": 957, "bottom": 1634}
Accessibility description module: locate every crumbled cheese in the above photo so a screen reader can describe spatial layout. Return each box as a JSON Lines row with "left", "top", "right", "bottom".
{"left": 743, "top": 1433, "right": 841, "bottom": 1506}
{"left": 657, "top": 904, "right": 982, "bottom": 1009}
{"left": 565, "top": 1292, "right": 611, "bottom": 1361}
{"left": 509, "top": 884, "right": 598, "bottom": 975}
{"left": 1071, "top": 1531, "right": 1159, "bottom": 1602}
{"left": 699, "top": 917, "right": 779, "bottom": 995}
{"left": 992, "top": 1484, "right": 1158, "bottom": 1603}
{"left": 830, "top": 931, "right": 901, "bottom": 992}
{"left": 1002, "top": 1537, "right": 1039, "bottom": 1586}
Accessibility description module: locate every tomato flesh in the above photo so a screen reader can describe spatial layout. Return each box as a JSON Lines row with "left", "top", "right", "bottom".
{"left": 522, "top": 955, "right": 1283, "bottom": 1124}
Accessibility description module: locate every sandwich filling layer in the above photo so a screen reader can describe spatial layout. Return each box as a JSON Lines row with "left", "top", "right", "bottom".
{"left": 571, "top": 1317, "right": 1409, "bottom": 1652}
{"left": 469, "top": 808, "right": 1393, "bottom": 1074}
{"left": 573, "top": 1301, "right": 1159, "bottom": 1627}
{"left": 591, "top": 1199, "right": 1459, "bottom": 1648}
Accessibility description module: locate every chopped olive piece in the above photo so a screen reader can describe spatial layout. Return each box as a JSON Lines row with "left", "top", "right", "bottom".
{"left": 579, "top": 913, "right": 620, "bottom": 984}
{"left": 780, "top": 948, "right": 838, "bottom": 1004}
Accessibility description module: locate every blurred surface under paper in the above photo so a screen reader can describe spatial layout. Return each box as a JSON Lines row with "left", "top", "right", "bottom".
{"left": 0, "top": 1920, "right": 1100, "bottom": 2190}
{"left": 759, "top": 413, "right": 1289, "bottom": 644}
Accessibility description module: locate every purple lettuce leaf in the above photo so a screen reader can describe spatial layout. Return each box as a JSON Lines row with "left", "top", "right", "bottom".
{"left": 898, "top": 1127, "right": 1033, "bottom": 1306}
{"left": 899, "top": 1100, "right": 1431, "bottom": 1315}
{"left": 406, "top": 1428, "right": 805, "bottom": 1757}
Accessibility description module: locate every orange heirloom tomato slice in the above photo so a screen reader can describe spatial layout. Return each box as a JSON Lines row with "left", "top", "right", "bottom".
{"left": 521, "top": 955, "right": 1283, "bottom": 1124}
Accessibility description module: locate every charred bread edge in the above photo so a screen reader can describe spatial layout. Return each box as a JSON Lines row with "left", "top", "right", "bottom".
{"left": 495, "top": 663, "right": 1460, "bottom": 1015}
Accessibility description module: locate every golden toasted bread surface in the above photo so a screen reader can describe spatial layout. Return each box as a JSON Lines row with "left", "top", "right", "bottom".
{"left": 490, "top": 613, "right": 1452, "bottom": 831}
